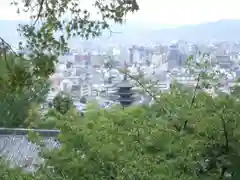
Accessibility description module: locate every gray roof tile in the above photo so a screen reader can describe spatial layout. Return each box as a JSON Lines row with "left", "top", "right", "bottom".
{"left": 0, "top": 128, "right": 60, "bottom": 172}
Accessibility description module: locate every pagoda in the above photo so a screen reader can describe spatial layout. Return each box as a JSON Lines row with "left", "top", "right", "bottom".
{"left": 117, "top": 73, "right": 134, "bottom": 107}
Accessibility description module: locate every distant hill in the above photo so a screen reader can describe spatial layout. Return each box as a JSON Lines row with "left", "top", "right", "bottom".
{"left": 1, "top": 19, "right": 240, "bottom": 47}
{"left": 148, "top": 19, "right": 240, "bottom": 43}
{"left": 70, "top": 19, "right": 240, "bottom": 46}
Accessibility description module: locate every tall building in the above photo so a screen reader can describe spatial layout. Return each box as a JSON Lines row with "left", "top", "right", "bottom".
{"left": 129, "top": 47, "right": 134, "bottom": 64}
{"left": 152, "top": 52, "right": 161, "bottom": 66}
{"left": 167, "top": 43, "right": 186, "bottom": 70}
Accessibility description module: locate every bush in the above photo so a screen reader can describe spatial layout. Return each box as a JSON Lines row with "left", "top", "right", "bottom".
{"left": 52, "top": 91, "right": 74, "bottom": 114}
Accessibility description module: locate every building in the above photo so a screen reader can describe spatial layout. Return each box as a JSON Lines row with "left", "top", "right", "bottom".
{"left": 167, "top": 43, "right": 187, "bottom": 70}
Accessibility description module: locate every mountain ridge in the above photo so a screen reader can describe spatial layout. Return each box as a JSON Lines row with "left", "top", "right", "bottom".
{"left": 1, "top": 19, "right": 240, "bottom": 46}
{"left": 149, "top": 19, "right": 240, "bottom": 43}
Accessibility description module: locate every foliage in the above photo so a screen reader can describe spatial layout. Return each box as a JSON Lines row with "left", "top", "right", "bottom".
{"left": 39, "top": 88, "right": 240, "bottom": 180}
{"left": 0, "top": 54, "right": 50, "bottom": 127}
{"left": 1, "top": 83, "right": 240, "bottom": 179}
{"left": 26, "top": 103, "right": 82, "bottom": 129}
{"left": 185, "top": 54, "right": 225, "bottom": 89}
{"left": 0, "top": 157, "right": 35, "bottom": 180}
{"left": 52, "top": 91, "right": 74, "bottom": 114}
{"left": 230, "top": 83, "right": 240, "bottom": 99}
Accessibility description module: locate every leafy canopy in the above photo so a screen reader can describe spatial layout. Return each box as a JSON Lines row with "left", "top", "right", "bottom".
{"left": 52, "top": 91, "right": 74, "bottom": 114}
{"left": 18, "top": 86, "right": 240, "bottom": 180}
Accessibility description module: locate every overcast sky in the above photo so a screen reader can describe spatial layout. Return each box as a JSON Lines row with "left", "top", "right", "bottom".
{"left": 0, "top": 0, "right": 240, "bottom": 26}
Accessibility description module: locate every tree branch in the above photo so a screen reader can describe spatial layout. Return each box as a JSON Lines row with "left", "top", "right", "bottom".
{"left": 182, "top": 73, "right": 200, "bottom": 129}
{"left": 190, "top": 74, "right": 200, "bottom": 108}
{"left": 33, "top": 0, "right": 45, "bottom": 25}
{"left": 122, "top": 69, "right": 159, "bottom": 103}
{"left": 220, "top": 115, "right": 229, "bottom": 152}
{"left": 0, "top": 37, "right": 16, "bottom": 73}
{"left": 0, "top": 37, "right": 16, "bottom": 53}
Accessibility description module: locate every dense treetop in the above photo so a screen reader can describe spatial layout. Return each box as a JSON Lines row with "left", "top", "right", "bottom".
{"left": 1, "top": 84, "right": 240, "bottom": 179}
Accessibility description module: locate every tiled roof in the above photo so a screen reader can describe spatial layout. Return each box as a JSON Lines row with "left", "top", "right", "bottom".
{"left": 0, "top": 128, "right": 60, "bottom": 172}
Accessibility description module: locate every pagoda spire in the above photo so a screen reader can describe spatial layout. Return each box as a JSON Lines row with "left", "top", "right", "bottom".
{"left": 123, "top": 59, "right": 128, "bottom": 80}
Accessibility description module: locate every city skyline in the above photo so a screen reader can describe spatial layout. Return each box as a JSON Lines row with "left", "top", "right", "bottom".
{"left": 0, "top": 0, "right": 240, "bottom": 26}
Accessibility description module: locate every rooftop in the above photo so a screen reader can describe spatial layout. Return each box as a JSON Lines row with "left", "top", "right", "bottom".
{"left": 0, "top": 128, "right": 60, "bottom": 172}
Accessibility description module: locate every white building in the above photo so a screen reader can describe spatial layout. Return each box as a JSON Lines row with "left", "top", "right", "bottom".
{"left": 152, "top": 52, "right": 161, "bottom": 66}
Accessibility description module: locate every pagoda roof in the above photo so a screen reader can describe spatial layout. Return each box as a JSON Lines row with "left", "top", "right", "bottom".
{"left": 117, "top": 80, "right": 133, "bottom": 88}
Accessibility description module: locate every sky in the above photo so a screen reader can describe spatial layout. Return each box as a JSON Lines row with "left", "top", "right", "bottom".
{"left": 1, "top": 0, "right": 240, "bottom": 26}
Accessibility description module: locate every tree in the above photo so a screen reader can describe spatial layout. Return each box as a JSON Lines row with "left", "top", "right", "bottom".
{"left": 0, "top": 50, "right": 50, "bottom": 127}
{"left": 52, "top": 91, "right": 74, "bottom": 114}
{"left": 3, "top": 78, "right": 240, "bottom": 179}
{"left": 10, "top": 87, "right": 235, "bottom": 180}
